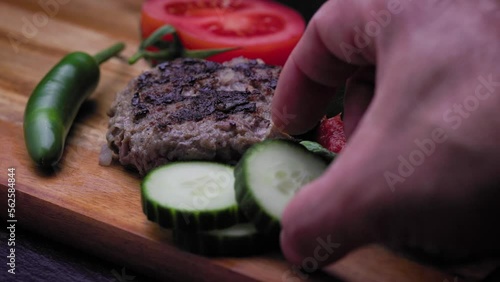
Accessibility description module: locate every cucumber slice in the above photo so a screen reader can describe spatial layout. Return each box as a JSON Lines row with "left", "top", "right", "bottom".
{"left": 235, "top": 140, "right": 328, "bottom": 233}
{"left": 173, "top": 223, "right": 278, "bottom": 256}
{"left": 141, "top": 162, "right": 239, "bottom": 231}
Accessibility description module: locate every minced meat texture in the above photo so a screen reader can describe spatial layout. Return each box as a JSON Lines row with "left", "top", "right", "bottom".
{"left": 106, "top": 57, "right": 290, "bottom": 175}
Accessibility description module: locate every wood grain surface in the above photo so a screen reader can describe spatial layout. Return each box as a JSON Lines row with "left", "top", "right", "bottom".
{"left": 0, "top": 0, "right": 463, "bottom": 281}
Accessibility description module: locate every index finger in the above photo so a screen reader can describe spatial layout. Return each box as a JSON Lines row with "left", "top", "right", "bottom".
{"left": 272, "top": 0, "right": 374, "bottom": 134}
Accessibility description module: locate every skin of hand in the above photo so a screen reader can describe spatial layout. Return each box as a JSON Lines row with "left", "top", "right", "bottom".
{"left": 272, "top": 0, "right": 500, "bottom": 268}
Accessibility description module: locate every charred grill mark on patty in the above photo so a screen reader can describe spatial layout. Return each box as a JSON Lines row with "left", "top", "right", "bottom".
{"left": 130, "top": 59, "right": 276, "bottom": 124}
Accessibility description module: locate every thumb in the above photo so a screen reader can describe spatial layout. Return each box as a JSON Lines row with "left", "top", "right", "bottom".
{"left": 280, "top": 117, "right": 395, "bottom": 268}
{"left": 279, "top": 168, "right": 374, "bottom": 269}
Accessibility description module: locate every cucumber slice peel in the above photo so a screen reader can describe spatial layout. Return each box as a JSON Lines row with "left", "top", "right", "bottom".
{"left": 141, "top": 162, "right": 239, "bottom": 231}
{"left": 173, "top": 223, "right": 278, "bottom": 256}
{"left": 235, "top": 140, "right": 328, "bottom": 233}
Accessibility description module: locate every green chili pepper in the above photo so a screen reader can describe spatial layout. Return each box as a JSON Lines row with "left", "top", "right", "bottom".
{"left": 24, "top": 43, "right": 125, "bottom": 168}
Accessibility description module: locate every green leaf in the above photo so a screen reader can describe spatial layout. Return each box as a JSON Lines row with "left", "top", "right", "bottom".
{"left": 300, "top": 141, "right": 336, "bottom": 163}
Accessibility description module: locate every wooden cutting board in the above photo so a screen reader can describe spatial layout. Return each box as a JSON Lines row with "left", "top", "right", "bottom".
{"left": 0, "top": 1, "right": 462, "bottom": 281}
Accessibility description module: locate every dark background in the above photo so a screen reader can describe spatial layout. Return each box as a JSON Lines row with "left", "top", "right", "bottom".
{"left": 280, "top": 0, "right": 327, "bottom": 21}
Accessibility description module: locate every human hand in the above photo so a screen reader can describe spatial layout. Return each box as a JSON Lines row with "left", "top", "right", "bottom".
{"left": 272, "top": 0, "right": 500, "bottom": 270}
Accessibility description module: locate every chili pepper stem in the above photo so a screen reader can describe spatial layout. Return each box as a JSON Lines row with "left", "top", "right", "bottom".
{"left": 93, "top": 42, "right": 126, "bottom": 65}
{"left": 140, "top": 25, "right": 176, "bottom": 49}
{"left": 129, "top": 25, "right": 240, "bottom": 65}
{"left": 183, "top": 47, "right": 241, "bottom": 59}
{"left": 128, "top": 51, "right": 145, "bottom": 65}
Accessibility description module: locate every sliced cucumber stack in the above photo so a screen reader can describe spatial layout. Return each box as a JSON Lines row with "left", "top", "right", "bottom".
{"left": 141, "top": 140, "right": 331, "bottom": 256}
{"left": 173, "top": 223, "right": 278, "bottom": 256}
{"left": 235, "top": 140, "right": 328, "bottom": 233}
{"left": 141, "top": 162, "right": 239, "bottom": 231}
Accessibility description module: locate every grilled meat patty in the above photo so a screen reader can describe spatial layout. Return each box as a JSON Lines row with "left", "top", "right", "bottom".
{"left": 106, "top": 57, "right": 290, "bottom": 175}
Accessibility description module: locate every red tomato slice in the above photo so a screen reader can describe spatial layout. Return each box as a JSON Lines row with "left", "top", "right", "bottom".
{"left": 141, "top": 0, "right": 305, "bottom": 65}
{"left": 317, "top": 115, "right": 346, "bottom": 154}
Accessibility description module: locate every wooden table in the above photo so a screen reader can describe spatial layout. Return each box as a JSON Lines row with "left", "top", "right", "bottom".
{"left": 0, "top": 0, "right": 472, "bottom": 281}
